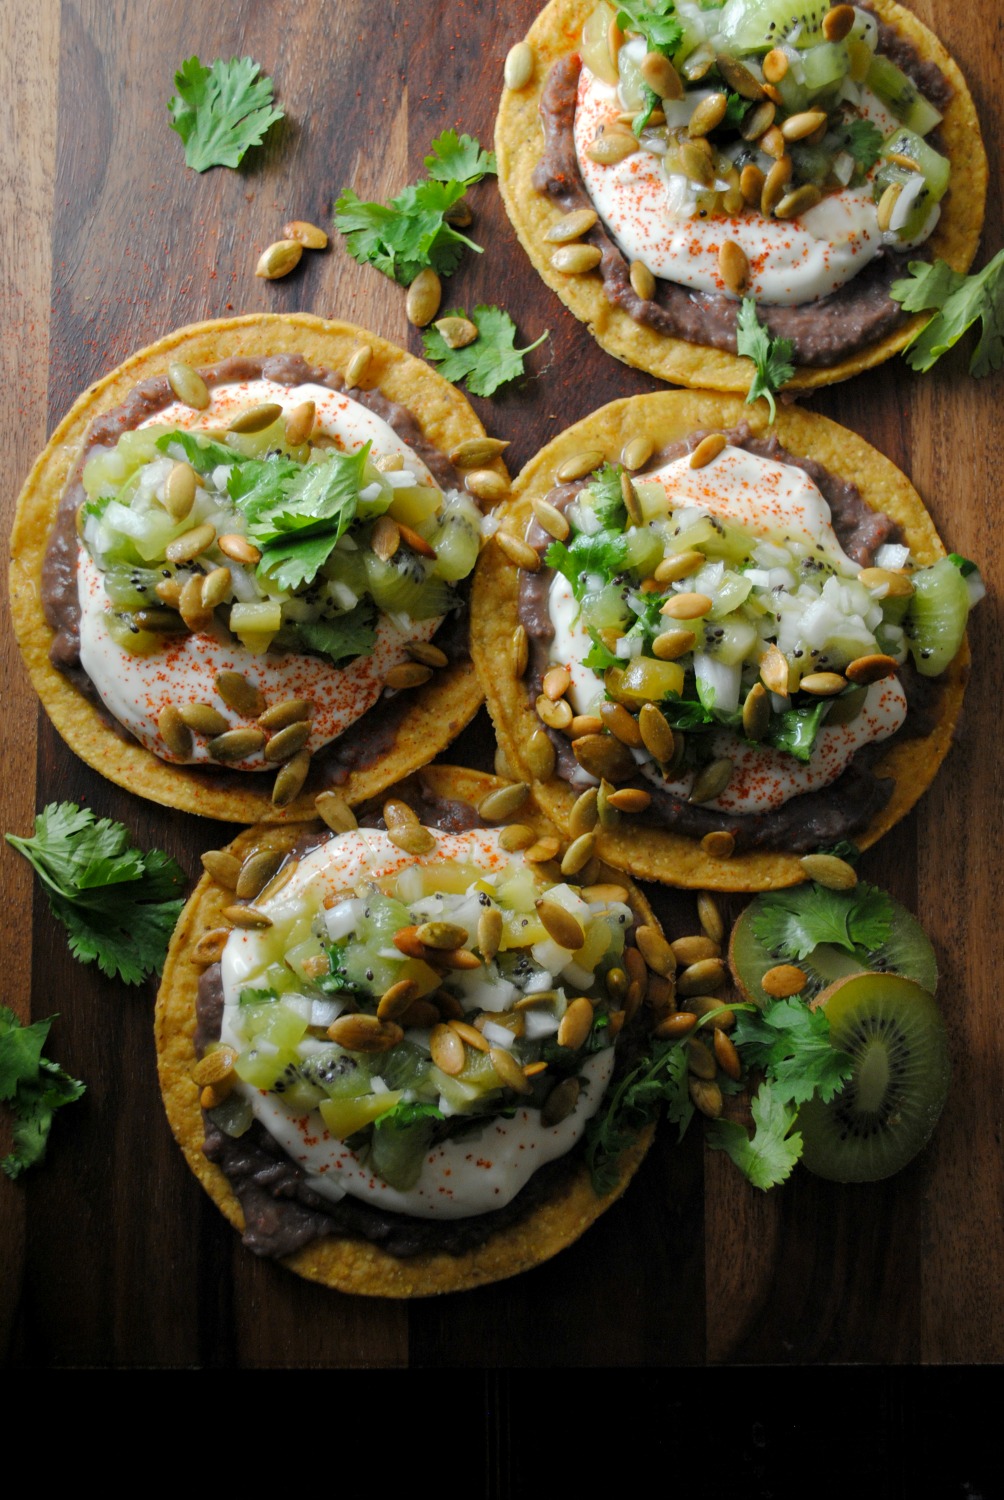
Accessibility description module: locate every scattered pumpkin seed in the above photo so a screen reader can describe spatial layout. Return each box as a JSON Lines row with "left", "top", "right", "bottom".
{"left": 228, "top": 403, "right": 283, "bottom": 434}
{"left": 217, "top": 533, "right": 261, "bottom": 566}
{"left": 532, "top": 497, "right": 570, "bottom": 541}
{"left": 271, "top": 749, "right": 311, "bottom": 807}
{"left": 344, "top": 344, "right": 372, "bottom": 389}
{"left": 557, "top": 997, "right": 594, "bottom": 1051}
{"left": 573, "top": 733, "right": 635, "bottom": 783}
{"left": 236, "top": 849, "right": 284, "bottom": 901}
{"left": 164, "top": 461, "right": 197, "bottom": 521}
{"left": 544, "top": 208, "right": 598, "bottom": 243}
{"left": 406, "top": 267, "right": 442, "bottom": 327}
{"left": 208, "top": 727, "right": 265, "bottom": 762}
{"left": 193, "top": 928, "right": 230, "bottom": 966}
{"left": 742, "top": 681, "right": 770, "bottom": 739}
{"left": 504, "top": 39, "right": 535, "bottom": 89}
{"left": 798, "top": 852, "right": 858, "bottom": 889}
{"left": 465, "top": 468, "right": 511, "bottom": 503}
{"left": 621, "top": 434, "right": 654, "bottom": 471}
{"left": 448, "top": 436, "right": 510, "bottom": 467}
{"left": 526, "top": 728, "right": 557, "bottom": 781}
{"left": 701, "top": 830, "right": 736, "bottom": 859}
{"left": 561, "top": 831, "right": 596, "bottom": 876}
{"left": 222, "top": 903, "right": 272, "bottom": 929}
{"left": 433, "top": 316, "right": 478, "bottom": 349}
{"left": 775, "top": 183, "right": 823, "bottom": 219}
{"left": 689, "top": 758, "right": 733, "bottom": 804}
{"left": 259, "top": 697, "right": 312, "bottom": 731}
{"left": 283, "top": 219, "right": 328, "bottom": 249}
{"left": 167, "top": 361, "right": 210, "bottom": 410}
{"left": 314, "top": 790, "right": 357, "bottom": 832}
{"left": 255, "top": 239, "right": 303, "bottom": 279}
{"left": 264, "top": 720, "right": 311, "bottom": 762}
{"left": 328, "top": 1013, "right": 404, "bottom": 1053}
{"left": 385, "top": 662, "right": 433, "bottom": 690}
{"left": 387, "top": 824, "right": 437, "bottom": 856}
{"left": 799, "top": 671, "right": 846, "bottom": 696}
{"left": 478, "top": 781, "right": 530, "bottom": 822}
{"left": 159, "top": 705, "right": 192, "bottom": 757}
{"left": 165, "top": 523, "right": 216, "bottom": 565}
{"left": 499, "top": 823, "right": 535, "bottom": 852}
{"left": 405, "top": 639, "right": 448, "bottom": 669}
{"left": 201, "top": 849, "right": 241, "bottom": 888}
{"left": 689, "top": 432, "right": 728, "bottom": 470}
{"left": 551, "top": 241, "right": 604, "bottom": 271}
{"left": 511, "top": 623, "right": 529, "bottom": 677}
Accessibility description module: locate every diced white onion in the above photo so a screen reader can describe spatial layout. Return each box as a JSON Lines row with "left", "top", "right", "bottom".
{"left": 875, "top": 543, "right": 911, "bottom": 571}
{"left": 482, "top": 1022, "right": 516, "bottom": 1050}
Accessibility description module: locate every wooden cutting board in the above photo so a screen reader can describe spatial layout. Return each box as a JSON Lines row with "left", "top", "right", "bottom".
{"left": 1, "top": 0, "right": 1000, "bottom": 1369}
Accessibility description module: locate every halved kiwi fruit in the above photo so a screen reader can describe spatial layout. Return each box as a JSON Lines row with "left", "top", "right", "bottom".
{"left": 798, "top": 972, "right": 950, "bottom": 1182}
{"left": 729, "top": 885, "right": 938, "bottom": 1008}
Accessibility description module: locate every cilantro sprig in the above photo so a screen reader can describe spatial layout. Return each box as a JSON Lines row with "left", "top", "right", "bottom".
{"left": 891, "top": 248, "right": 1004, "bottom": 376}
{"left": 421, "top": 305, "right": 548, "bottom": 397}
{"left": 0, "top": 1009, "right": 85, "bottom": 1179}
{"left": 585, "top": 1036, "right": 694, "bottom": 1194}
{"left": 839, "top": 118, "right": 884, "bottom": 176}
{"left": 334, "top": 131, "right": 496, "bottom": 287}
{"left": 750, "top": 881, "right": 893, "bottom": 963}
{"left": 6, "top": 805, "right": 186, "bottom": 986}
{"left": 615, "top": 0, "right": 683, "bottom": 56}
{"left": 168, "top": 56, "right": 284, "bottom": 172}
{"left": 736, "top": 297, "right": 795, "bottom": 423}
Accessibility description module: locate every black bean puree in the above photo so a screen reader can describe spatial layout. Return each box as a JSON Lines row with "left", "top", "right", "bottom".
{"left": 533, "top": 19, "right": 952, "bottom": 366}
{"left": 197, "top": 778, "right": 605, "bottom": 1261}
{"left": 40, "top": 354, "right": 468, "bottom": 792}
{"left": 518, "top": 424, "right": 942, "bottom": 853}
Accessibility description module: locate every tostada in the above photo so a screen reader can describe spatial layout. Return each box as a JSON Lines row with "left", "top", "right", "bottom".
{"left": 470, "top": 390, "right": 981, "bottom": 890}
{"left": 495, "top": 0, "right": 986, "bottom": 391}
{"left": 9, "top": 314, "right": 507, "bottom": 822}
{"left": 155, "top": 766, "right": 661, "bottom": 1296}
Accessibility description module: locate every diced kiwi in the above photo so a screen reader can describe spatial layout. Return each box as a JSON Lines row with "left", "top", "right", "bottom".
{"left": 369, "top": 1107, "right": 438, "bottom": 1190}
{"left": 866, "top": 54, "right": 942, "bottom": 136}
{"left": 905, "top": 557, "right": 970, "bottom": 677}
{"left": 320, "top": 1090, "right": 403, "bottom": 1141}
{"left": 729, "top": 884, "right": 938, "bottom": 1007}
{"left": 716, "top": 0, "right": 829, "bottom": 52}
{"left": 798, "top": 972, "right": 950, "bottom": 1182}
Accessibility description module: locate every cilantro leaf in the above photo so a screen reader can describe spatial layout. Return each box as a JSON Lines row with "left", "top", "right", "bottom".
{"left": 421, "top": 305, "right": 549, "bottom": 397}
{"left": 0, "top": 1009, "right": 85, "bottom": 1179}
{"left": 544, "top": 528, "right": 630, "bottom": 598}
{"left": 585, "top": 1039, "right": 693, "bottom": 1194}
{"left": 155, "top": 430, "right": 238, "bottom": 473}
{"left": 424, "top": 129, "right": 496, "bottom": 185}
{"left": 723, "top": 91, "right": 747, "bottom": 129}
{"left": 633, "top": 84, "right": 661, "bottom": 136}
{"left": 659, "top": 691, "right": 717, "bottom": 731}
{"left": 583, "top": 631, "right": 624, "bottom": 673}
{"left": 750, "top": 881, "right": 894, "bottom": 962}
{"left": 736, "top": 297, "right": 796, "bottom": 422}
{"left": 839, "top": 118, "right": 884, "bottom": 174}
{"left": 891, "top": 249, "right": 1004, "bottom": 377}
{"left": 168, "top": 56, "right": 283, "bottom": 173}
{"left": 615, "top": 0, "right": 684, "bottom": 56}
{"left": 6, "top": 805, "right": 186, "bottom": 986}
{"left": 731, "top": 999, "right": 854, "bottom": 1106}
{"left": 582, "top": 463, "right": 627, "bottom": 528}
{"left": 705, "top": 1083, "right": 803, "bottom": 1190}
{"left": 234, "top": 445, "right": 371, "bottom": 591}
{"left": 762, "top": 700, "right": 829, "bottom": 762}
{"left": 295, "top": 602, "right": 378, "bottom": 666}
{"left": 334, "top": 134, "right": 494, "bottom": 286}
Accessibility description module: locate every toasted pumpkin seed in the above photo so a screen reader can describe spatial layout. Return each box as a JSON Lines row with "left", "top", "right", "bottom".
{"left": 560, "top": 831, "right": 596, "bottom": 876}
{"left": 763, "top": 47, "right": 789, "bottom": 82}
{"left": 406, "top": 267, "right": 442, "bottom": 327}
{"left": 556, "top": 450, "right": 604, "bottom": 483}
{"left": 689, "top": 758, "right": 733, "bottom": 804}
{"left": 620, "top": 470, "right": 643, "bottom": 525}
{"left": 671, "top": 935, "right": 719, "bottom": 967}
{"left": 159, "top": 704, "right": 193, "bottom": 757}
{"left": 638, "top": 702, "right": 676, "bottom": 762}
{"left": 511, "top": 624, "right": 529, "bottom": 677}
{"left": 416, "top": 920, "right": 469, "bottom": 951}
{"left": 596, "top": 778, "right": 620, "bottom": 830}
{"left": 740, "top": 162, "right": 766, "bottom": 206}
{"left": 193, "top": 928, "right": 230, "bottom": 965}
{"left": 798, "top": 852, "right": 858, "bottom": 889}
{"left": 678, "top": 957, "right": 726, "bottom": 996}
{"left": 742, "top": 681, "right": 770, "bottom": 740}
{"left": 376, "top": 979, "right": 420, "bottom": 1023}
{"left": 465, "top": 468, "right": 511, "bottom": 503}
{"left": 569, "top": 713, "right": 603, "bottom": 737}
{"left": 478, "top": 781, "right": 530, "bottom": 822}
{"left": 433, "top": 316, "right": 478, "bottom": 349}
{"left": 536, "top": 899, "right": 584, "bottom": 950}
{"left": 477, "top": 908, "right": 503, "bottom": 961}
{"left": 193, "top": 1047, "right": 237, "bottom": 1088}
{"left": 761, "top": 964, "right": 808, "bottom": 998}
{"left": 532, "top": 497, "right": 570, "bottom": 541}
{"left": 430, "top": 1022, "right": 466, "bottom": 1075}
{"left": 199, "top": 567, "right": 230, "bottom": 612}
{"left": 678, "top": 139, "right": 715, "bottom": 185}
{"left": 263, "top": 720, "right": 311, "bottom": 763}
{"left": 607, "top": 787, "right": 650, "bottom": 813}
{"left": 718, "top": 238, "right": 750, "bottom": 296}
{"left": 688, "top": 91, "right": 727, "bottom": 137}
{"left": 661, "top": 591, "right": 712, "bottom": 620}
{"left": 504, "top": 39, "right": 534, "bottom": 89}
{"left": 490, "top": 1045, "right": 534, "bottom": 1093}
{"left": 799, "top": 671, "right": 846, "bottom": 696}
{"left": 405, "top": 639, "right": 448, "bottom": 669}
{"left": 201, "top": 849, "right": 241, "bottom": 888}
{"left": 236, "top": 849, "right": 283, "bottom": 900}
{"left": 499, "top": 823, "right": 535, "bottom": 851}
{"left": 228, "top": 402, "right": 283, "bottom": 435}
{"left": 387, "top": 824, "right": 437, "bottom": 856}
{"left": 282, "top": 218, "right": 328, "bottom": 249}
{"left": 635, "top": 924, "right": 673, "bottom": 977}
{"left": 164, "top": 461, "right": 197, "bottom": 521}
{"left": 689, "top": 1077, "right": 723, "bottom": 1118}
{"left": 697, "top": 891, "right": 724, "bottom": 946}
{"left": 371, "top": 514, "right": 400, "bottom": 562}
{"left": 385, "top": 662, "right": 433, "bottom": 691}
{"left": 857, "top": 566, "right": 914, "bottom": 597}
{"left": 687, "top": 1037, "right": 717, "bottom": 1080}
{"left": 741, "top": 99, "right": 775, "bottom": 142}
{"left": 654, "top": 1011, "right": 699, "bottom": 1040}
{"left": 208, "top": 727, "right": 265, "bottom": 762}
{"left": 544, "top": 208, "right": 598, "bottom": 243}
{"left": 701, "top": 830, "right": 736, "bottom": 859}
{"left": 628, "top": 260, "right": 656, "bottom": 303}
{"left": 573, "top": 733, "right": 635, "bottom": 783}
{"left": 759, "top": 643, "right": 791, "bottom": 695}
{"left": 761, "top": 154, "right": 792, "bottom": 215}
{"left": 600, "top": 701, "right": 642, "bottom": 748}
{"left": 845, "top": 653, "right": 898, "bottom": 685}
{"left": 557, "top": 997, "right": 594, "bottom": 1051}
{"left": 716, "top": 52, "right": 764, "bottom": 98}
{"left": 166, "top": 523, "right": 216, "bottom": 565}
{"left": 222, "top": 903, "right": 272, "bottom": 929}
{"left": 255, "top": 239, "right": 302, "bottom": 279}
{"left": 552, "top": 241, "right": 605, "bottom": 271}
{"left": 621, "top": 435, "right": 654, "bottom": 471}
{"left": 448, "top": 436, "right": 510, "bottom": 467}
{"left": 524, "top": 835, "right": 561, "bottom": 865}
{"left": 569, "top": 787, "right": 599, "bottom": 838}
{"left": 823, "top": 3, "right": 855, "bottom": 41}
{"left": 259, "top": 698, "right": 313, "bottom": 731}
{"left": 775, "top": 183, "right": 823, "bottom": 218}
{"left": 178, "top": 572, "right": 210, "bottom": 632}
{"left": 167, "top": 361, "right": 210, "bottom": 410}
{"left": 272, "top": 749, "right": 311, "bottom": 807}
{"left": 541, "top": 1076, "right": 580, "bottom": 1126}
{"left": 651, "top": 628, "right": 696, "bottom": 662}
{"left": 655, "top": 551, "right": 704, "bottom": 584}
{"left": 344, "top": 344, "right": 372, "bottom": 389}
{"left": 690, "top": 432, "right": 727, "bottom": 470}
{"left": 328, "top": 1014, "right": 404, "bottom": 1053}
{"left": 155, "top": 578, "right": 182, "bottom": 607}
{"left": 526, "top": 729, "right": 557, "bottom": 781}
{"left": 314, "top": 790, "right": 357, "bottom": 832}
{"left": 217, "top": 533, "right": 261, "bottom": 566}
{"left": 537, "top": 694, "right": 572, "bottom": 731}
{"left": 496, "top": 533, "right": 539, "bottom": 573}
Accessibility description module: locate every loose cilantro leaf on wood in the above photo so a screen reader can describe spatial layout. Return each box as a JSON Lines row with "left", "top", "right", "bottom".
{"left": 615, "top": 0, "right": 683, "bottom": 56}
{"left": 335, "top": 132, "right": 494, "bottom": 286}
{"left": 736, "top": 297, "right": 795, "bottom": 423}
{"left": 731, "top": 1000, "right": 854, "bottom": 1106}
{"left": 6, "top": 805, "right": 186, "bottom": 986}
{"left": 422, "top": 305, "right": 549, "bottom": 397}
{"left": 706, "top": 1085, "right": 803, "bottom": 1190}
{"left": 0, "top": 1010, "right": 85, "bottom": 1180}
{"left": 891, "top": 249, "right": 1004, "bottom": 376}
{"left": 168, "top": 56, "right": 283, "bottom": 172}
{"left": 840, "top": 118, "right": 884, "bottom": 175}
{"left": 751, "top": 882, "right": 893, "bottom": 962}
{"left": 424, "top": 129, "right": 496, "bottom": 185}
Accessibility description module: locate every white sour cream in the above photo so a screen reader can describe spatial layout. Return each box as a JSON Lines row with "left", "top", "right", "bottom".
{"left": 575, "top": 68, "right": 898, "bottom": 306}
{"left": 547, "top": 445, "right": 908, "bottom": 813}
{"left": 77, "top": 380, "right": 444, "bottom": 769}
{"left": 218, "top": 828, "right": 616, "bottom": 1219}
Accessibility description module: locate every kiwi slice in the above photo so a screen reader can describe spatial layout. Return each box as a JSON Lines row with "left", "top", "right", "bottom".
{"left": 729, "top": 882, "right": 938, "bottom": 1007}
{"left": 798, "top": 973, "right": 950, "bottom": 1182}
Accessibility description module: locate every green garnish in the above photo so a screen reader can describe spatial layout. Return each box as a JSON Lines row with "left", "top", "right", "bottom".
{"left": 296, "top": 603, "right": 378, "bottom": 666}
{"left": 239, "top": 987, "right": 278, "bottom": 1006}
{"left": 839, "top": 118, "right": 884, "bottom": 175}
{"left": 334, "top": 131, "right": 495, "bottom": 286}
{"left": 633, "top": 84, "right": 661, "bottom": 135}
{"left": 0, "top": 1009, "right": 85, "bottom": 1180}
{"left": 421, "top": 305, "right": 549, "bottom": 397}
{"left": 722, "top": 91, "right": 747, "bottom": 129}
{"left": 706, "top": 1000, "right": 854, "bottom": 1188}
{"left": 614, "top": 0, "right": 684, "bottom": 56}
{"left": 736, "top": 297, "right": 796, "bottom": 423}
{"left": 750, "top": 881, "right": 893, "bottom": 963}
{"left": 168, "top": 56, "right": 283, "bottom": 172}
{"left": 544, "top": 529, "right": 631, "bottom": 597}
{"left": 232, "top": 443, "right": 371, "bottom": 592}
{"left": 585, "top": 1037, "right": 693, "bottom": 1194}
{"left": 891, "top": 249, "right": 1004, "bottom": 376}
{"left": 6, "top": 804, "right": 186, "bottom": 986}
{"left": 948, "top": 552, "right": 979, "bottom": 577}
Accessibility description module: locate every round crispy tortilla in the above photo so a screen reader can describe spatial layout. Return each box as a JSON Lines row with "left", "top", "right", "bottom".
{"left": 155, "top": 764, "right": 656, "bottom": 1297}
{"left": 9, "top": 314, "right": 506, "bottom": 822}
{"left": 470, "top": 390, "right": 970, "bottom": 892}
{"left": 495, "top": 0, "right": 986, "bottom": 392}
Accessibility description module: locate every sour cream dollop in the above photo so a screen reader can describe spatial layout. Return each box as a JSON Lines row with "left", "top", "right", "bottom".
{"left": 218, "top": 828, "right": 616, "bottom": 1219}
{"left": 77, "top": 380, "right": 447, "bottom": 769}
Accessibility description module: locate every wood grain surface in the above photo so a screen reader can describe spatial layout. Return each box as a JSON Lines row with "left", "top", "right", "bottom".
{"left": 1, "top": 0, "right": 1001, "bottom": 1372}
